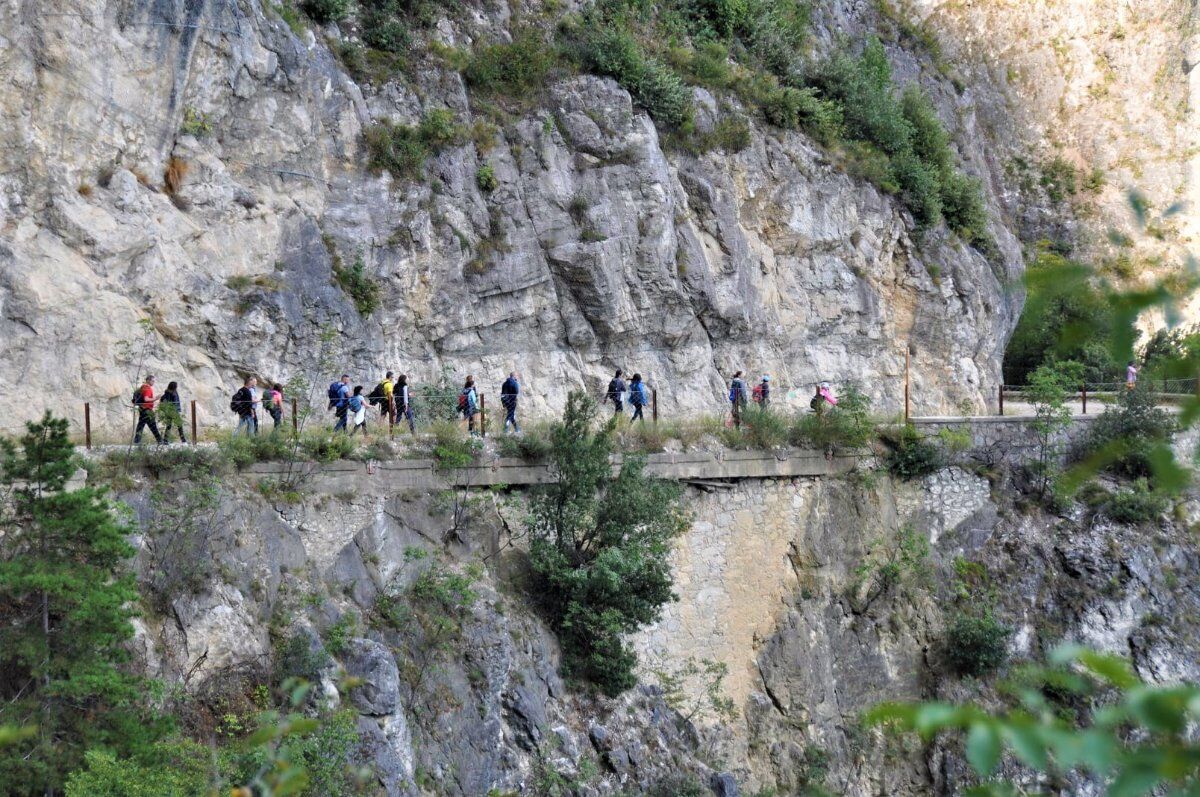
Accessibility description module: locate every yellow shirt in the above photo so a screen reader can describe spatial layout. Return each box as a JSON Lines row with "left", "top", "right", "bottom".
{"left": 383, "top": 379, "right": 394, "bottom": 400}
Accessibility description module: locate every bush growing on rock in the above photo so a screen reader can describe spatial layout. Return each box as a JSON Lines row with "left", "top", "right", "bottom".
{"left": 790, "top": 385, "right": 875, "bottom": 452}
{"left": 528, "top": 392, "right": 690, "bottom": 696}
{"left": 465, "top": 30, "right": 556, "bottom": 95}
{"left": 1104, "top": 477, "right": 1168, "bottom": 523}
{"left": 301, "top": 0, "right": 350, "bottom": 23}
{"left": 944, "top": 612, "right": 1011, "bottom": 677}
{"left": 881, "top": 423, "right": 942, "bottom": 480}
{"left": 1078, "top": 384, "right": 1176, "bottom": 482}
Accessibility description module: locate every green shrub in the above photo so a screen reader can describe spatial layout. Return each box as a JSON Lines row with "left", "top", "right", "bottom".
{"left": 475, "top": 163, "right": 497, "bottom": 192}
{"left": 528, "top": 393, "right": 689, "bottom": 695}
{"left": 944, "top": 612, "right": 1011, "bottom": 677}
{"left": 791, "top": 386, "right": 875, "bottom": 452}
{"left": 568, "top": 23, "right": 693, "bottom": 127}
{"left": 1078, "top": 386, "right": 1175, "bottom": 481}
{"left": 494, "top": 424, "right": 554, "bottom": 461}
{"left": 364, "top": 110, "right": 465, "bottom": 180}
{"left": 300, "top": 429, "right": 356, "bottom": 463}
{"left": 273, "top": 631, "right": 329, "bottom": 686}
{"left": 465, "top": 30, "right": 556, "bottom": 95}
{"left": 890, "top": 150, "right": 942, "bottom": 229}
{"left": 300, "top": 0, "right": 349, "bottom": 23}
{"left": 333, "top": 253, "right": 381, "bottom": 316}
{"left": 900, "top": 87, "right": 951, "bottom": 173}
{"left": 362, "top": 11, "right": 410, "bottom": 52}
{"left": 811, "top": 40, "right": 912, "bottom": 156}
{"left": 679, "top": 0, "right": 750, "bottom": 40}
{"left": 840, "top": 140, "right": 897, "bottom": 192}
{"left": 217, "top": 430, "right": 295, "bottom": 468}
{"left": 429, "top": 420, "right": 481, "bottom": 470}
{"left": 882, "top": 423, "right": 943, "bottom": 480}
{"left": 65, "top": 742, "right": 210, "bottom": 797}
{"left": 940, "top": 170, "right": 990, "bottom": 245}
{"left": 676, "top": 40, "right": 734, "bottom": 88}
{"left": 1105, "top": 478, "right": 1168, "bottom": 523}
{"left": 756, "top": 83, "right": 843, "bottom": 145}
{"left": 742, "top": 405, "right": 790, "bottom": 449}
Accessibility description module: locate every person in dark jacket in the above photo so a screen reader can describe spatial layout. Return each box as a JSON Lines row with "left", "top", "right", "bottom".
{"left": 159, "top": 380, "right": 187, "bottom": 443}
{"left": 629, "top": 373, "right": 648, "bottom": 423}
{"left": 266, "top": 383, "right": 284, "bottom": 430}
{"left": 460, "top": 376, "right": 479, "bottom": 436}
{"left": 232, "top": 376, "right": 258, "bottom": 436}
{"left": 331, "top": 374, "right": 351, "bottom": 433}
{"left": 396, "top": 374, "right": 415, "bottom": 434}
{"left": 729, "top": 371, "right": 747, "bottom": 428}
{"left": 501, "top": 372, "right": 521, "bottom": 434}
{"left": 606, "top": 369, "right": 627, "bottom": 416}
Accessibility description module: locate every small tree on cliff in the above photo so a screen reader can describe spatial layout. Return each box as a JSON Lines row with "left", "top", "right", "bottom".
{"left": 527, "top": 392, "right": 690, "bottom": 696}
{"left": 0, "top": 413, "right": 163, "bottom": 795}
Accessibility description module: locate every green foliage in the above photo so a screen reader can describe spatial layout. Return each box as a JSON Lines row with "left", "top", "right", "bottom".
{"left": 566, "top": 21, "right": 693, "bottom": 127}
{"left": 465, "top": 30, "right": 556, "bottom": 95}
{"left": 144, "top": 467, "right": 220, "bottom": 613}
{"left": 944, "top": 612, "right": 1011, "bottom": 677}
{"left": 853, "top": 524, "right": 931, "bottom": 607}
{"left": 273, "top": 632, "right": 330, "bottom": 686}
{"left": 180, "top": 107, "right": 213, "bottom": 138}
{"left": 900, "top": 87, "right": 949, "bottom": 173}
{"left": 757, "top": 84, "right": 844, "bottom": 145}
{"left": 649, "top": 657, "right": 738, "bottom": 722}
{"left": 0, "top": 414, "right": 165, "bottom": 795}
{"left": 790, "top": 385, "right": 875, "bottom": 452}
{"left": 277, "top": 709, "right": 362, "bottom": 797}
{"left": 1025, "top": 364, "right": 1074, "bottom": 498}
{"left": 430, "top": 421, "right": 482, "bottom": 471}
{"left": 1041, "top": 155, "right": 1078, "bottom": 203}
{"left": 1104, "top": 477, "right": 1168, "bottom": 523}
{"left": 1078, "top": 384, "right": 1176, "bottom": 482}
{"left": 940, "top": 170, "right": 991, "bottom": 248}
{"left": 322, "top": 613, "right": 358, "bottom": 657}
{"left": 1141, "top": 323, "right": 1200, "bottom": 380}
{"left": 333, "top": 253, "right": 381, "bottom": 317}
{"left": 881, "top": 423, "right": 943, "bottom": 480}
{"left": 869, "top": 645, "right": 1200, "bottom": 793}
{"left": 475, "top": 163, "right": 498, "bottom": 192}
{"left": 361, "top": 10, "right": 410, "bottom": 52}
{"left": 741, "top": 405, "right": 790, "bottom": 449}
{"left": 218, "top": 430, "right": 295, "bottom": 469}
{"left": 364, "top": 110, "right": 466, "bottom": 181}
{"left": 1003, "top": 248, "right": 1136, "bottom": 385}
{"left": 494, "top": 424, "right": 555, "bottom": 461}
{"left": 299, "top": 429, "right": 356, "bottom": 463}
{"left": 64, "top": 741, "right": 211, "bottom": 797}
{"left": 300, "top": 0, "right": 349, "bottom": 23}
{"left": 672, "top": 40, "right": 734, "bottom": 88}
{"left": 527, "top": 393, "right": 689, "bottom": 695}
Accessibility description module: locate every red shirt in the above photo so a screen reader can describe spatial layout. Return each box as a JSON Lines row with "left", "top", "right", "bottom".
{"left": 137, "top": 384, "right": 155, "bottom": 410}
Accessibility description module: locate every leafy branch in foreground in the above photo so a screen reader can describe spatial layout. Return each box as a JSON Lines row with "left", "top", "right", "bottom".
{"left": 868, "top": 645, "right": 1200, "bottom": 796}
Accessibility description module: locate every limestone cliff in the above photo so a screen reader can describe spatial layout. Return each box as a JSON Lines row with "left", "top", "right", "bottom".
{"left": 0, "top": 0, "right": 1039, "bottom": 435}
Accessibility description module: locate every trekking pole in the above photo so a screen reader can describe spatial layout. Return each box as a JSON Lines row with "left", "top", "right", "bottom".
{"left": 292, "top": 398, "right": 298, "bottom": 435}
{"left": 480, "top": 394, "right": 487, "bottom": 438}
{"left": 84, "top": 403, "right": 92, "bottom": 450}
{"left": 190, "top": 400, "right": 198, "bottom": 444}
{"left": 652, "top": 388, "right": 659, "bottom": 425}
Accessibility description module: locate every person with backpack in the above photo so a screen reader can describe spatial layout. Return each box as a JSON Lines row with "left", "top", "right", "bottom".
{"left": 818, "top": 381, "right": 838, "bottom": 409}
{"left": 328, "top": 374, "right": 351, "bottom": 433}
{"left": 606, "top": 369, "right": 627, "bottom": 416}
{"left": 752, "top": 375, "right": 770, "bottom": 408}
{"left": 348, "top": 386, "right": 369, "bottom": 437}
{"left": 266, "top": 383, "right": 284, "bottom": 430}
{"left": 629, "top": 373, "right": 648, "bottom": 423}
{"left": 459, "top": 376, "right": 479, "bottom": 435}
{"left": 132, "top": 374, "right": 163, "bottom": 445}
{"left": 729, "top": 371, "right": 747, "bottom": 428}
{"left": 231, "top": 376, "right": 258, "bottom": 436}
{"left": 366, "top": 372, "right": 392, "bottom": 424}
{"left": 159, "top": 380, "right": 187, "bottom": 443}
{"left": 396, "top": 374, "right": 416, "bottom": 434}
{"left": 500, "top": 372, "right": 521, "bottom": 434}
{"left": 383, "top": 370, "right": 396, "bottom": 425}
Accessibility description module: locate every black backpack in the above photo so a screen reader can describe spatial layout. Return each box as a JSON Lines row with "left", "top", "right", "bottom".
{"left": 367, "top": 382, "right": 386, "bottom": 408}
{"left": 810, "top": 395, "right": 821, "bottom": 410}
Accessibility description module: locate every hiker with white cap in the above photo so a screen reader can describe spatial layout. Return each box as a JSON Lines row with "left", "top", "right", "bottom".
{"left": 752, "top": 374, "right": 771, "bottom": 407}
{"left": 815, "top": 381, "right": 838, "bottom": 414}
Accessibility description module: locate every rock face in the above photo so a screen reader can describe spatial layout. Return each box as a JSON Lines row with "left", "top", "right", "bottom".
{"left": 112, "top": 441, "right": 1200, "bottom": 796}
{"left": 0, "top": 0, "right": 1036, "bottom": 436}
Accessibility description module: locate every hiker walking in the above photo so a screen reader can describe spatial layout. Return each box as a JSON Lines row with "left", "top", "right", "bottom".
{"left": 729, "top": 371, "right": 747, "bottom": 428}
{"left": 812, "top": 381, "right": 838, "bottom": 415}
{"left": 752, "top": 374, "right": 770, "bottom": 407}
{"left": 501, "top": 372, "right": 521, "bottom": 434}
{"left": 132, "top": 374, "right": 164, "bottom": 445}
{"left": 328, "top": 374, "right": 351, "bottom": 433}
{"left": 231, "top": 376, "right": 259, "bottom": 436}
{"left": 460, "top": 376, "right": 479, "bottom": 436}
{"left": 348, "top": 386, "right": 369, "bottom": 437}
{"left": 629, "top": 373, "right": 648, "bottom": 423}
{"left": 266, "top": 383, "right": 284, "bottom": 430}
{"left": 159, "top": 380, "right": 187, "bottom": 443}
{"left": 383, "top": 370, "right": 396, "bottom": 425}
{"left": 396, "top": 374, "right": 416, "bottom": 434}
{"left": 606, "top": 369, "right": 627, "bottom": 416}
{"left": 1126, "top": 361, "right": 1139, "bottom": 390}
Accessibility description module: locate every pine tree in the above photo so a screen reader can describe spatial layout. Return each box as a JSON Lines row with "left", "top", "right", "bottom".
{"left": 0, "top": 413, "right": 162, "bottom": 795}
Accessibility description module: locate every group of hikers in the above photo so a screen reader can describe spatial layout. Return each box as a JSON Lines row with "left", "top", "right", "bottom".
{"left": 129, "top": 367, "right": 841, "bottom": 445}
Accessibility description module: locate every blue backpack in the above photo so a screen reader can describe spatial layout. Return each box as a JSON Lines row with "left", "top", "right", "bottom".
{"left": 631, "top": 383, "right": 647, "bottom": 407}
{"left": 327, "top": 381, "right": 344, "bottom": 409}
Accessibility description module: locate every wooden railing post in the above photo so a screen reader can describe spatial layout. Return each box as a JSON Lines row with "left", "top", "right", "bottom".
{"left": 84, "top": 403, "right": 92, "bottom": 450}
{"left": 190, "top": 400, "right": 198, "bottom": 444}
{"left": 652, "top": 388, "right": 659, "bottom": 425}
{"left": 292, "top": 398, "right": 298, "bottom": 435}
{"left": 480, "top": 394, "right": 487, "bottom": 438}
{"left": 1081, "top": 386, "right": 1087, "bottom": 415}
{"left": 998, "top": 384, "right": 1004, "bottom": 416}
{"left": 904, "top": 348, "right": 911, "bottom": 422}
